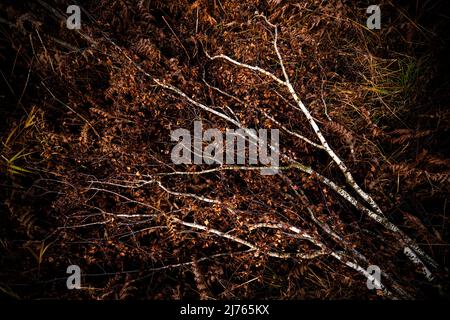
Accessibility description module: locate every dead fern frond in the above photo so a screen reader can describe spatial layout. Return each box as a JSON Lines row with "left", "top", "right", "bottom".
{"left": 326, "top": 121, "right": 355, "bottom": 157}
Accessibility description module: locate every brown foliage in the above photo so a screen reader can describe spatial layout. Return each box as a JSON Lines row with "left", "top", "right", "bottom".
{"left": 0, "top": 0, "right": 449, "bottom": 299}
